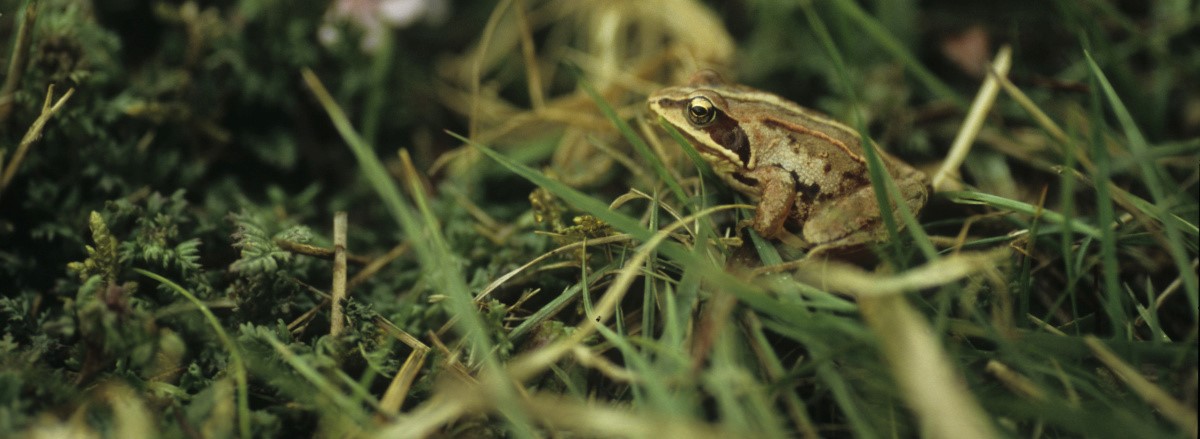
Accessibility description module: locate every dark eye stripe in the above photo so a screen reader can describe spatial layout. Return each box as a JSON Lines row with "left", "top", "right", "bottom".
{"left": 702, "top": 110, "right": 751, "bottom": 167}
{"left": 733, "top": 173, "right": 758, "bottom": 187}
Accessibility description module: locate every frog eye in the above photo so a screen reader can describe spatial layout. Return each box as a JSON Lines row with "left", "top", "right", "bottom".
{"left": 686, "top": 96, "right": 717, "bottom": 126}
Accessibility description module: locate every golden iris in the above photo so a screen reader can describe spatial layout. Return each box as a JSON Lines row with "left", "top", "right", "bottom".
{"left": 686, "top": 96, "right": 716, "bottom": 126}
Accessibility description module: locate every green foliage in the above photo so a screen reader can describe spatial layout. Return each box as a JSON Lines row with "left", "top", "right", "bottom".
{"left": 1, "top": 0, "right": 1196, "bottom": 438}
{"left": 229, "top": 210, "right": 309, "bottom": 274}
{"left": 66, "top": 211, "right": 120, "bottom": 283}
{"left": 225, "top": 208, "right": 327, "bottom": 326}
{"left": 72, "top": 277, "right": 155, "bottom": 368}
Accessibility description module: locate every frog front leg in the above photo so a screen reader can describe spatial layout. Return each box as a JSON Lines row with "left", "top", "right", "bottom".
{"left": 802, "top": 172, "right": 928, "bottom": 250}
{"left": 746, "top": 165, "right": 798, "bottom": 239}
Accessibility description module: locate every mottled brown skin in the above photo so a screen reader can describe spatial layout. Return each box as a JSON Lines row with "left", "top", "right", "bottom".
{"left": 648, "top": 70, "right": 928, "bottom": 251}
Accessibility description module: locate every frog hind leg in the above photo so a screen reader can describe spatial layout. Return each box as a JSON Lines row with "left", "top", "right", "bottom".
{"left": 801, "top": 178, "right": 926, "bottom": 249}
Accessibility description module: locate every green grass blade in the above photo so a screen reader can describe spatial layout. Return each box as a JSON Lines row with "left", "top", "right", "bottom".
{"left": 642, "top": 189, "right": 661, "bottom": 343}
{"left": 744, "top": 314, "right": 820, "bottom": 438}
{"left": 594, "top": 323, "right": 688, "bottom": 416}
{"left": 1016, "top": 193, "right": 1046, "bottom": 326}
{"left": 451, "top": 130, "right": 652, "bottom": 242}
{"left": 1058, "top": 133, "right": 1081, "bottom": 324}
{"left": 703, "top": 326, "right": 788, "bottom": 437}
{"left": 1085, "top": 51, "right": 1199, "bottom": 317}
{"left": 827, "top": 0, "right": 965, "bottom": 108}
{"left": 508, "top": 267, "right": 610, "bottom": 341}
{"left": 799, "top": 2, "right": 937, "bottom": 262}
{"left": 1081, "top": 55, "right": 1128, "bottom": 338}
{"left": 761, "top": 317, "right": 879, "bottom": 439}
{"left": 658, "top": 117, "right": 716, "bottom": 181}
{"left": 135, "top": 268, "right": 251, "bottom": 439}
{"left": 459, "top": 130, "right": 815, "bottom": 322}
{"left": 799, "top": 2, "right": 900, "bottom": 257}
{"left": 578, "top": 76, "right": 691, "bottom": 210}
{"left": 302, "top": 70, "right": 536, "bottom": 437}
{"left": 944, "top": 191, "right": 1103, "bottom": 238}
{"left": 262, "top": 335, "right": 371, "bottom": 423}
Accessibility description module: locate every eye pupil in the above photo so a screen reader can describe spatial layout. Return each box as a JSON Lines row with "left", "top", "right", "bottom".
{"left": 686, "top": 96, "right": 716, "bottom": 126}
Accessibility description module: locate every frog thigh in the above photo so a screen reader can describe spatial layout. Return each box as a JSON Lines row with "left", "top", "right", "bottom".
{"left": 801, "top": 185, "right": 886, "bottom": 247}
{"left": 802, "top": 178, "right": 926, "bottom": 247}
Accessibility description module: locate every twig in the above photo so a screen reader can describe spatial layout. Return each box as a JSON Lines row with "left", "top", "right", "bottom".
{"left": 347, "top": 242, "right": 410, "bottom": 290}
{"left": 1, "top": 84, "right": 76, "bottom": 202}
{"left": 286, "top": 297, "right": 329, "bottom": 334}
{"left": 0, "top": 0, "right": 38, "bottom": 122}
{"left": 275, "top": 238, "right": 372, "bottom": 265}
{"left": 330, "top": 212, "right": 348, "bottom": 337}
{"left": 375, "top": 316, "right": 430, "bottom": 417}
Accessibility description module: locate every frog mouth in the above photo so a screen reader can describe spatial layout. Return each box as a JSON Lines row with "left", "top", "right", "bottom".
{"left": 660, "top": 124, "right": 708, "bottom": 155}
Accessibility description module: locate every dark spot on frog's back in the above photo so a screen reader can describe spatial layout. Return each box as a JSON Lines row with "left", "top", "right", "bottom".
{"left": 789, "top": 170, "right": 822, "bottom": 201}
{"left": 841, "top": 170, "right": 869, "bottom": 188}
{"left": 705, "top": 111, "right": 751, "bottom": 166}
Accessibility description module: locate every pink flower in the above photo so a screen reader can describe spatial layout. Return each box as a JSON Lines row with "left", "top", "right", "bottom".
{"left": 320, "top": 0, "right": 449, "bottom": 52}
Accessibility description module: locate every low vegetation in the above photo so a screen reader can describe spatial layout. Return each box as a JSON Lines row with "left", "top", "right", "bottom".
{"left": 1, "top": 1, "right": 1195, "bottom": 437}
